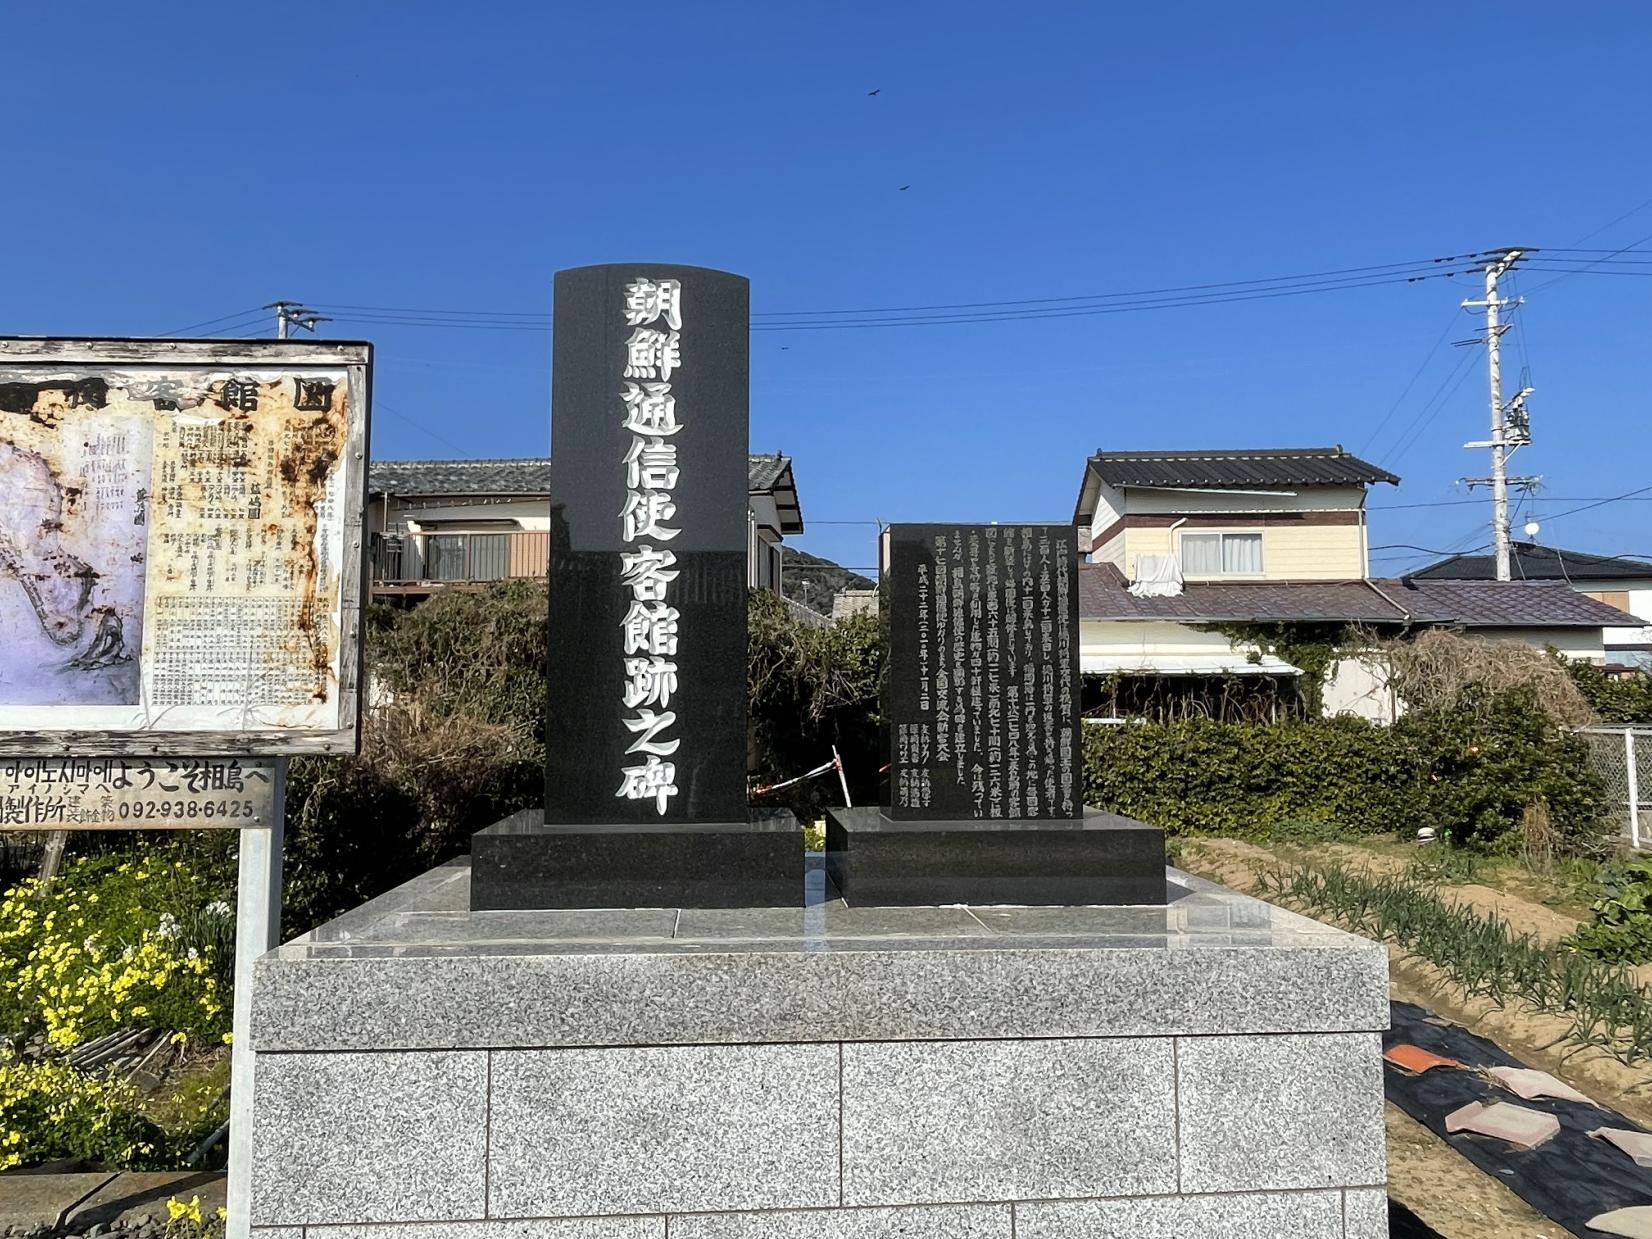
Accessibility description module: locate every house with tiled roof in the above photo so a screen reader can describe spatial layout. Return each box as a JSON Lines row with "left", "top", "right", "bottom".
{"left": 1412, "top": 543, "right": 1652, "bottom": 671}
{"left": 366, "top": 454, "right": 803, "bottom": 597}
{"left": 1069, "top": 446, "right": 1641, "bottom": 719}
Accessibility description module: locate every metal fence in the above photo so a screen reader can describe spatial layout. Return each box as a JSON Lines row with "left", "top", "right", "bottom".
{"left": 1576, "top": 726, "right": 1652, "bottom": 849}
{"left": 372, "top": 531, "right": 550, "bottom": 587}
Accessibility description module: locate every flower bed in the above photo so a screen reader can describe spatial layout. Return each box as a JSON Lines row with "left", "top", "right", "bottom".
{"left": 0, "top": 854, "right": 231, "bottom": 1049}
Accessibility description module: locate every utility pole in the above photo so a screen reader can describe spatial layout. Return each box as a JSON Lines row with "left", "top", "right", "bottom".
{"left": 1459, "top": 248, "right": 1539, "bottom": 581}
{"left": 264, "top": 300, "right": 331, "bottom": 340}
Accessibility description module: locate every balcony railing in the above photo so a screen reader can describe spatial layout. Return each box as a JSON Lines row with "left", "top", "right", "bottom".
{"left": 372, "top": 531, "right": 549, "bottom": 588}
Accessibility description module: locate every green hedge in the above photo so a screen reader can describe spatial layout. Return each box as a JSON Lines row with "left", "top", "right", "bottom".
{"left": 1083, "top": 687, "right": 1607, "bottom": 850}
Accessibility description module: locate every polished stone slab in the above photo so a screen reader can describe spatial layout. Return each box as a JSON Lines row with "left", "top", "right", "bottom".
{"left": 672, "top": 904, "right": 994, "bottom": 941}
{"left": 250, "top": 1050, "right": 486, "bottom": 1226}
{"left": 253, "top": 862, "right": 1388, "bottom": 1052}
{"left": 825, "top": 806, "right": 1166, "bottom": 906}
{"left": 470, "top": 808, "right": 805, "bottom": 909}
{"left": 488, "top": 1044, "right": 837, "bottom": 1218}
{"left": 841, "top": 1039, "right": 1177, "bottom": 1205}
{"left": 1176, "top": 1032, "right": 1388, "bottom": 1194}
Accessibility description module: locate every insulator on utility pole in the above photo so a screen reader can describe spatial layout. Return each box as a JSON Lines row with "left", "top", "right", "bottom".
{"left": 262, "top": 301, "right": 331, "bottom": 340}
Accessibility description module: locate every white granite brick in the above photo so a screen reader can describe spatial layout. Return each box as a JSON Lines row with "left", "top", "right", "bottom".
{"left": 841, "top": 1037, "right": 1176, "bottom": 1205}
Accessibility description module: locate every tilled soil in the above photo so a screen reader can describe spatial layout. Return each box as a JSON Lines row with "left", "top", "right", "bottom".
{"left": 1179, "top": 836, "right": 1652, "bottom": 1236}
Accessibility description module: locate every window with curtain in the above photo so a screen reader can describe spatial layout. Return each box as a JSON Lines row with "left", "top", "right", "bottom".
{"left": 1223, "top": 532, "right": 1263, "bottom": 573}
{"left": 1180, "top": 533, "right": 1223, "bottom": 575}
{"left": 1179, "top": 531, "right": 1263, "bottom": 576}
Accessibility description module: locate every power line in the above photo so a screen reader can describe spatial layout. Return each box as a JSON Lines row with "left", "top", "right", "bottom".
{"left": 1357, "top": 311, "right": 1461, "bottom": 456}
{"left": 159, "top": 307, "right": 268, "bottom": 336}
{"left": 312, "top": 302, "right": 548, "bottom": 319}
{"left": 186, "top": 249, "right": 1649, "bottom": 342}
{"left": 747, "top": 255, "right": 1487, "bottom": 317}
{"left": 312, "top": 254, "right": 1485, "bottom": 327}
{"left": 1370, "top": 495, "right": 1652, "bottom": 511}
{"left": 1381, "top": 342, "right": 1482, "bottom": 465}
{"left": 321, "top": 269, "right": 1482, "bottom": 333}
{"left": 1369, "top": 541, "right": 1492, "bottom": 556}
{"left": 747, "top": 268, "right": 1493, "bottom": 329}
{"left": 310, "top": 259, "right": 1499, "bottom": 335}
{"left": 374, "top": 399, "right": 477, "bottom": 457}
{"left": 1524, "top": 228, "right": 1652, "bottom": 293}
{"left": 1543, "top": 483, "right": 1652, "bottom": 523}
{"left": 1555, "top": 192, "right": 1652, "bottom": 249}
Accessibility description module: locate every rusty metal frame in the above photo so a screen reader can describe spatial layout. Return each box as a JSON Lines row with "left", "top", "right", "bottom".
{"left": 0, "top": 338, "right": 372, "bottom": 757}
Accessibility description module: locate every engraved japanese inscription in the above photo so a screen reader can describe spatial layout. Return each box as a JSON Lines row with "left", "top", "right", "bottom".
{"left": 886, "top": 523, "right": 1080, "bottom": 821}
{"left": 544, "top": 265, "right": 748, "bottom": 825}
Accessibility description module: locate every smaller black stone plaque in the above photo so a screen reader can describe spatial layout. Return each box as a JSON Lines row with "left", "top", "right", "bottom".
{"left": 827, "top": 521, "right": 1165, "bottom": 907}
{"left": 886, "top": 524, "right": 1081, "bottom": 821}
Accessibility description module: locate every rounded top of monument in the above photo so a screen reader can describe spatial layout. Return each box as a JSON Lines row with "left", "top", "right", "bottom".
{"left": 555, "top": 262, "right": 748, "bottom": 283}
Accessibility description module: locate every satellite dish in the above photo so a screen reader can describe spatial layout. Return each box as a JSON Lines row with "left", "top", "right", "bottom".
{"left": 1523, "top": 520, "right": 1541, "bottom": 538}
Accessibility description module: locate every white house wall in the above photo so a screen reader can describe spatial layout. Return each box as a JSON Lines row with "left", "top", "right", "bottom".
{"left": 1080, "top": 620, "right": 1250, "bottom": 663}
{"left": 1576, "top": 579, "right": 1652, "bottom": 649}
{"left": 1322, "top": 656, "right": 1398, "bottom": 724}
{"left": 1122, "top": 484, "right": 1368, "bottom": 516}
{"left": 391, "top": 497, "right": 554, "bottom": 532}
{"left": 1466, "top": 627, "right": 1606, "bottom": 661}
{"left": 1085, "top": 479, "right": 1124, "bottom": 564}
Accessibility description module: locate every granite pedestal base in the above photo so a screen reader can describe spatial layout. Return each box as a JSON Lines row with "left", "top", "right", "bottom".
{"left": 826, "top": 805, "right": 1167, "bottom": 906}
{"left": 248, "top": 859, "right": 1390, "bottom": 1238}
{"left": 470, "top": 808, "right": 804, "bottom": 909}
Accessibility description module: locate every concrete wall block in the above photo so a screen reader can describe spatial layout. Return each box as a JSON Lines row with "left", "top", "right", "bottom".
{"left": 488, "top": 1043, "right": 838, "bottom": 1218}
{"left": 841, "top": 1038, "right": 1176, "bottom": 1206}
{"left": 1014, "top": 1190, "right": 1346, "bottom": 1238}
{"left": 1176, "top": 1033, "right": 1386, "bottom": 1194}
{"left": 251, "top": 1050, "right": 487, "bottom": 1226}
{"left": 668, "top": 1203, "right": 1010, "bottom": 1239}
{"left": 1343, "top": 1188, "right": 1391, "bottom": 1239}
{"left": 304, "top": 1219, "right": 665, "bottom": 1238}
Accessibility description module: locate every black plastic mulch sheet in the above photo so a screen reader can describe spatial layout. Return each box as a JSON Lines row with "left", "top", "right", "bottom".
{"left": 1385, "top": 1000, "right": 1652, "bottom": 1237}
{"left": 1389, "top": 1199, "right": 1449, "bottom": 1239}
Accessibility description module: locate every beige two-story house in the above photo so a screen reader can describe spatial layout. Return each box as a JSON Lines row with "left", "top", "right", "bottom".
{"left": 1074, "top": 446, "right": 1397, "bottom": 582}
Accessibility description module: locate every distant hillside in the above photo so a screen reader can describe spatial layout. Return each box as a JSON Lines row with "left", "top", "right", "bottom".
{"left": 782, "top": 547, "right": 876, "bottom": 615}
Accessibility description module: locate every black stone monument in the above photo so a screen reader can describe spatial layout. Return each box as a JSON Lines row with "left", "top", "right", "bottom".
{"left": 825, "top": 523, "right": 1166, "bottom": 905}
{"left": 471, "top": 264, "right": 802, "bottom": 909}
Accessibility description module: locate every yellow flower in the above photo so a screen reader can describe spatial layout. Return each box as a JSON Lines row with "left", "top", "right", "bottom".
{"left": 166, "top": 1195, "right": 204, "bottom": 1225}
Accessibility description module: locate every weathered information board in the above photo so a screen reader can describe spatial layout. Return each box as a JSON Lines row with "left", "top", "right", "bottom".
{"left": 0, "top": 340, "right": 371, "bottom": 756}
{"left": 885, "top": 523, "right": 1081, "bottom": 820}
{"left": 1, "top": 757, "right": 278, "bottom": 828}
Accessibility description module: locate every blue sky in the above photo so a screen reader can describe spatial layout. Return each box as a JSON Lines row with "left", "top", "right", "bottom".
{"left": 5, "top": 2, "right": 1650, "bottom": 578}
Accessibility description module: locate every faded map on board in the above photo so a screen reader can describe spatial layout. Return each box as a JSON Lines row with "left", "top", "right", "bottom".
{"left": 0, "top": 419, "right": 149, "bottom": 705}
{"left": 0, "top": 367, "right": 351, "bottom": 736}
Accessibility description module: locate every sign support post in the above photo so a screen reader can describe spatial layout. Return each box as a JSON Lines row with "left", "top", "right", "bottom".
{"left": 225, "top": 759, "right": 286, "bottom": 1239}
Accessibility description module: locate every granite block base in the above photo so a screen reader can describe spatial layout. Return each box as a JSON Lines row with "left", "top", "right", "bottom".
{"left": 250, "top": 860, "right": 1389, "bottom": 1236}
{"left": 470, "top": 808, "right": 804, "bottom": 909}
{"left": 824, "top": 806, "right": 1167, "bottom": 906}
